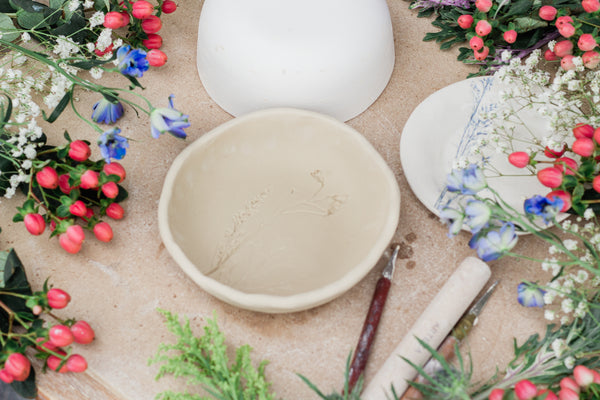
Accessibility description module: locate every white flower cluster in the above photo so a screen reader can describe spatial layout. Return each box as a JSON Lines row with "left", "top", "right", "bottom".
{"left": 475, "top": 50, "right": 600, "bottom": 168}
{"left": 540, "top": 212, "right": 600, "bottom": 323}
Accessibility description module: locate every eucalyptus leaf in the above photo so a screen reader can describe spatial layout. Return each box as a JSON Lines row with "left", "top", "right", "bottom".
{"left": 513, "top": 16, "right": 549, "bottom": 32}
{"left": 16, "top": 10, "right": 49, "bottom": 30}
{"left": 10, "top": 0, "right": 48, "bottom": 13}
{"left": 0, "top": 0, "right": 15, "bottom": 12}
{"left": 0, "top": 13, "right": 20, "bottom": 42}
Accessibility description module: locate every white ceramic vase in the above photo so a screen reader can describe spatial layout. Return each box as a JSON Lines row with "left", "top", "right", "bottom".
{"left": 196, "top": 0, "right": 395, "bottom": 121}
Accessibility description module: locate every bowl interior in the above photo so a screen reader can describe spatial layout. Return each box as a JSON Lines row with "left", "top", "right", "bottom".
{"left": 160, "top": 109, "right": 399, "bottom": 311}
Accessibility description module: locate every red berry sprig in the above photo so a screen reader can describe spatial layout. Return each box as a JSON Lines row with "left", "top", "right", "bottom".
{"left": 507, "top": 122, "right": 600, "bottom": 216}
{"left": 0, "top": 283, "right": 95, "bottom": 385}
{"left": 102, "top": 0, "right": 179, "bottom": 68}
{"left": 13, "top": 136, "right": 128, "bottom": 254}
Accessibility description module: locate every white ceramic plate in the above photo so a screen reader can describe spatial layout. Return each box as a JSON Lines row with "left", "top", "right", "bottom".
{"left": 159, "top": 108, "right": 400, "bottom": 313}
{"left": 400, "top": 77, "right": 562, "bottom": 223}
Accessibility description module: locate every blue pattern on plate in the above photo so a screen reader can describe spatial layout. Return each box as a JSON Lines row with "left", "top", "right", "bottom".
{"left": 434, "top": 76, "right": 496, "bottom": 211}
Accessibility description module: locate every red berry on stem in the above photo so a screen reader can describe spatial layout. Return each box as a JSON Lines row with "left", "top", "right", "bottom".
{"left": 475, "top": 0, "right": 492, "bottom": 12}
{"left": 101, "top": 181, "right": 119, "bottom": 199}
{"left": 474, "top": 46, "right": 490, "bottom": 61}
{"left": 572, "top": 137, "right": 595, "bottom": 157}
{"left": 24, "top": 213, "right": 45, "bottom": 235}
{"left": 544, "top": 144, "right": 566, "bottom": 158}
{"left": 457, "top": 14, "right": 473, "bottom": 29}
{"left": 69, "top": 200, "right": 87, "bottom": 217}
{"left": 504, "top": 30, "right": 517, "bottom": 44}
{"left": 147, "top": 49, "right": 167, "bottom": 67}
{"left": 36, "top": 166, "right": 58, "bottom": 189}
{"left": 66, "top": 354, "right": 88, "bottom": 373}
{"left": 58, "top": 174, "right": 74, "bottom": 194}
{"left": 161, "top": 0, "right": 177, "bottom": 13}
{"left": 514, "top": 379, "right": 537, "bottom": 400}
{"left": 583, "top": 51, "right": 600, "bottom": 69}
{"left": 141, "top": 15, "right": 162, "bottom": 34}
{"left": 66, "top": 224, "right": 85, "bottom": 245}
{"left": 573, "top": 123, "right": 594, "bottom": 139}
{"left": 80, "top": 170, "right": 100, "bottom": 189}
{"left": 582, "top": 0, "right": 600, "bottom": 13}
{"left": 106, "top": 203, "right": 125, "bottom": 220}
{"left": 68, "top": 140, "right": 91, "bottom": 162}
{"left": 574, "top": 365, "right": 595, "bottom": 387}
{"left": 538, "top": 5, "right": 557, "bottom": 21}
{"left": 558, "top": 388, "right": 580, "bottom": 400}
{"left": 103, "top": 162, "right": 126, "bottom": 183}
{"left": 59, "top": 233, "right": 82, "bottom": 254}
{"left": 143, "top": 33, "right": 163, "bottom": 49}
{"left": 537, "top": 167, "right": 563, "bottom": 188}
{"left": 35, "top": 337, "right": 58, "bottom": 352}
{"left": 0, "top": 369, "right": 13, "bottom": 384}
{"left": 508, "top": 151, "right": 530, "bottom": 168}
{"left": 47, "top": 354, "right": 68, "bottom": 373}
{"left": 536, "top": 389, "right": 557, "bottom": 400}
{"left": 103, "top": 11, "right": 125, "bottom": 29}
{"left": 559, "top": 23, "right": 576, "bottom": 38}
{"left": 71, "top": 320, "right": 95, "bottom": 344}
{"left": 4, "top": 353, "right": 31, "bottom": 382}
{"left": 470, "top": 36, "right": 484, "bottom": 51}
{"left": 578, "top": 34, "right": 598, "bottom": 52}
{"left": 93, "top": 222, "right": 113, "bottom": 242}
{"left": 47, "top": 288, "right": 71, "bottom": 309}
{"left": 556, "top": 16, "right": 574, "bottom": 28}
{"left": 554, "top": 41, "right": 573, "bottom": 57}
{"left": 132, "top": 0, "right": 154, "bottom": 19}
{"left": 544, "top": 49, "right": 558, "bottom": 61}
{"left": 49, "top": 325, "right": 74, "bottom": 347}
{"left": 561, "top": 55, "right": 576, "bottom": 71}
{"left": 560, "top": 377, "right": 580, "bottom": 393}
{"left": 488, "top": 388, "right": 504, "bottom": 400}
{"left": 554, "top": 157, "right": 578, "bottom": 175}
{"left": 475, "top": 20, "right": 492, "bottom": 37}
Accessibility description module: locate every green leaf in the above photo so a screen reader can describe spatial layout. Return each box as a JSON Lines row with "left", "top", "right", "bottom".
{"left": 513, "top": 17, "right": 549, "bottom": 32}
{"left": 11, "top": 367, "right": 37, "bottom": 398}
{"left": 505, "top": 0, "right": 534, "bottom": 17}
{"left": 49, "top": 0, "right": 65, "bottom": 8}
{"left": 0, "top": 13, "right": 19, "bottom": 42}
{"left": 42, "top": 90, "right": 72, "bottom": 123}
{"left": 0, "top": 0, "right": 15, "bottom": 12}
{"left": 50, "top": 11, "right": 89, "bottom": 43}
{"left": 10, "top": 0, "right": 48, "bottom": 12}
{"left": 16, "top": 10, "right": 49, "bottom": 29}
{"left": 0, "top": 93, "right": 13, "bottom": 128}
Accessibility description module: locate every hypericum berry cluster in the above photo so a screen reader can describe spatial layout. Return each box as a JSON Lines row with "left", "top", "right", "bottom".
{"left": 508, "top": 123, "right": 600, "bottom": 216}
{"left": 488, "top": 365, "right": 600, "bottom": 400}
{"left": 541, "top": 3, "right": 600, "bottom": 70}
{"left": 103, "top": 0, "right": 178, "bottom": 67}
{"left": 0, "top": 286, "right": 95, "bottom": 383}
{"left": 13, "top": 137, "right": 127, "bottom": 254}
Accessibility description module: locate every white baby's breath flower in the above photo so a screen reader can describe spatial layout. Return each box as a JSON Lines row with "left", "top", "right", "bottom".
{"left": 90, "top": 67, "right": 103, "bottom": 80}
{"left": 564, "top": 356, "right": 576, "bottom": 369}
{"left": 574, "top": 270, "right": 589, "bottom": 284}
{"left": 89, "top": 11, "right": 105, "bottom": 28}
{"left": 544, "top": 309, "right": 556, "bottom": 321}
{"left": 584, "top": 208, "right": 595, "bottom": 220}
{"left": 20, "top": 32, "right": 31, "bottom": 43}
{"left": 4, "top": 187, "right": 15, "bottom": 199}
{"left": 96, "top": 29, "right": 113, "bottom": 51}
{"left": 551, "top": 338, "right": 567, "bottom": 358}
{"left": 563, "top": 239, "right": 578, "bottom": 251}
{"left": 561, "top": 298, "right": 574, "bottom": 313}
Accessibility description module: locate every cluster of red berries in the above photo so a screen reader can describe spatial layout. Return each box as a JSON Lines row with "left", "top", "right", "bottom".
{"left": 457, "top": 0, "right": 600, "bottom": 67}
{"left": 457, "top": 0, "right": 517, "bottom": 61}
{"left": 540, "top": 3, "right": 600, "bottom": 70}
{"left": 103, "top": 0, "right": 178, "bottom": 67}
{"left": 488, "top": 365, "right": 600, "bottom": 400}
{"left": 15, "top": 139, "right": 127, "bottom": 254}
{"left": 0, "top": 287, "right": 95, "bottom": 383}
{"left": 508, "top": 123, "right": 600, "bottom": 214}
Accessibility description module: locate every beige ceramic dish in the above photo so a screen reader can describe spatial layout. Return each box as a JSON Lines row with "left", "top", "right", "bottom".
{"left": 158, "top": 108, "right": 400, "bottom": 313}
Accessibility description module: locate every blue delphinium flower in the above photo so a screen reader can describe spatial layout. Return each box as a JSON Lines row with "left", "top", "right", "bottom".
{"left": 116, "top": 45, "right": 149, "bottom": 78}
{"left": 440, "top": 206, "right": 465, "bottom": 236}
{"left": 524, "top": 195, "right": 564, "bottom": 224}
{"left": 464, "top": 200, "right": 491, "bottom": 233}
{"left": 150, "top": 95, "right": 190, "bottom": 139}
{"left": 98, "top": 128, "right": 129, "bottom": 163}
{"left": 470, "top": 222, "right": 518, "bottom": 261}
{"left": 517, "top": 282, "right": 546, "bottom": 307}
{"left": 92, "top": 98, "right": 124, "bottom": 124}
{"left": 447, "top": 164, "right": 486, "bottom": 195}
